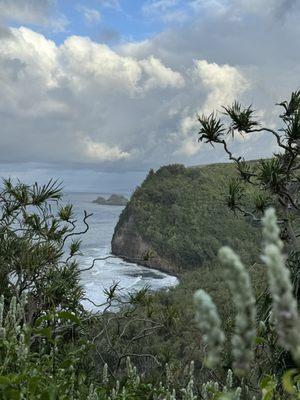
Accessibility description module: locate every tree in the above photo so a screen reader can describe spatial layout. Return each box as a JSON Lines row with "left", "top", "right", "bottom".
{"left": 197, "top": 90, "right": 300, "bottom": 259}
{"left": 0, "top": 179, "right": 88, "bottom": 321}
{"left": 197, "top": 90, "right": 300, "bottom": 374}
{"left": 0, "top": 179, "right": 170, "bottom": 393}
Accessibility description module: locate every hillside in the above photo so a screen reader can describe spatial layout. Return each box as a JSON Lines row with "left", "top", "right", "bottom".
{"left": 112, "top": 163, "right": 261, "bottom": 274}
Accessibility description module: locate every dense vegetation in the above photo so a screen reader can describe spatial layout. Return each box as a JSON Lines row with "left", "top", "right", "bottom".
{"left": 3, "top": 89, "right": 300, "bottom": 398}
{"left": 0, "top": 176, "right": 265, "bottom": 399}
{"left": 117, "top": 162, "right": 261, "bottom": 270}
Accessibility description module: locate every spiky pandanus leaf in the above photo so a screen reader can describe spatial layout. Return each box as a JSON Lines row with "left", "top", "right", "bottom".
{"left": 227, "top": 179, "right": 244, "bottom": 211}
{"left": 278, "top": 90, "right": 300, "bottom": 120}
{"left": 198, "top": 113, "right": 226, "bottom": 145}
{"left": 253, "top": 192, "right": 270, "bottom": 213}
{"left": 223, "top": 102, "right": 259, "bottom": 134}
{"left": 257, "top": 159, "right": 286, "bottom": 193}
{"left": 285, "top": 111, "right": 300, "bottom": 145}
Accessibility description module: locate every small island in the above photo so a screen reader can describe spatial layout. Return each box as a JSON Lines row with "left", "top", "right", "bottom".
{"left": 93, "top": 194, "right": 128, "bottom": 206}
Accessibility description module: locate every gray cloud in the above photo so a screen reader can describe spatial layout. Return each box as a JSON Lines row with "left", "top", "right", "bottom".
{"left": 0, "top": 0, "right": 300, "bottom": 191}
{"left": 98, "top": 27, "right": 121, "bottom": 43}
{"left": 0, "top": 0, "right": 68, "bottom": 32}
{"left": 0, "top": 0, "right": 53, "bottom": 24}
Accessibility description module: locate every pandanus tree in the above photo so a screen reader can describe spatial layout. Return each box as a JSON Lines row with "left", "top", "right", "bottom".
{"left": 197, "top": 90, "right": 300, "bottom": 373}
{"left": 0, "top": 179, "right": 88, "bottom": 321}
{"left": 197, "top": 90, "right": 300, "bottom": 254}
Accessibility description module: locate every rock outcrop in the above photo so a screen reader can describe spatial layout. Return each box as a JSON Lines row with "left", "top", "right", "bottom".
{"left": 111, "top": 214, "right": 179, "bottom": 275}
{"left": 93, "top": 194, "right": 128, "bottom": 206}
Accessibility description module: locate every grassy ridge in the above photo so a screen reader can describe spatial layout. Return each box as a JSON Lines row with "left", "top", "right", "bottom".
{"left": 118, "top": 163, "right": 261, "bottom": 271}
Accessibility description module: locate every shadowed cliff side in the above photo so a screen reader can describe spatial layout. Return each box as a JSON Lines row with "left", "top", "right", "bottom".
{"left": 112, "top": 163, "right": 261, "bottom": 275}
{"left": 112, "top": 214, "right": 179, "bottom": 275}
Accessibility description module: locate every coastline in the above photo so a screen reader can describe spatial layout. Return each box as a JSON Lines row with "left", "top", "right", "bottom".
{"left": 111, "top": 252, "right": 180, "bottom": 278}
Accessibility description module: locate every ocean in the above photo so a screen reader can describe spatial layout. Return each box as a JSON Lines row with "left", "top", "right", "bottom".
{"left": 63, "top": 192, "right": 178, "bottom": 312}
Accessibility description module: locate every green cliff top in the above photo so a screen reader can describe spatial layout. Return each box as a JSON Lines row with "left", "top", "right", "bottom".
{"left": 115, "top": 162, "right": 261, "bottom": 271}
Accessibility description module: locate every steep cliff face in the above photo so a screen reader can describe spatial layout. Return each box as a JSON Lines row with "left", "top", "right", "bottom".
{"left": 111, "top": 163, "right": 261, "bottom": 276}
{"left": 111, "top": 214, "right": 179, "bottom": 275}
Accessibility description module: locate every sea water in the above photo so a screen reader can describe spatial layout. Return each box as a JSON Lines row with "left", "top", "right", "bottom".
{"left": 63, "top": 193, "right": 178, "bottom": 312}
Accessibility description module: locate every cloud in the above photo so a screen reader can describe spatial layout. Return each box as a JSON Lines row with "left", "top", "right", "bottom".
{"left": 189, "top": 0, "right": 300, "bottom": 20}
{"left": 0, "top": 0, "right": 69, "bottom": 32}
{"left": 194, "top": 60, "right": 249, "bottom": 113}
{"left": 0, "top": 0, "right": 53, "bottom": 25}
{"left": 142, "top": 0, "right": 189, "bottom": 23}
{"left": 98, "top": 27, "right": 120, "bottom": 43}
{"left": 2, "top": 0, "right": 300, "bottom": 182}
{"left": 79, "top": 135, "right": 130, "bottom": 161}
{"left": 234, "top": 0, "right": 299, "bottom": 18}
{"left": 0, "top": 27, "right": 191, "bottom": 169}
{"left": 77, "top": 6, "right": 101, "bottom": 25}
{"left": 176, "top": 60, "right": 248, "bottom": 156}
{"left": 97, "top": 0, "right": 121, "bottom": 11}
{"left": 143, "top": 0, "right": 180, "bottom": 14}
{"left": 139, "top": 56, "right": 185, "bottom": 90}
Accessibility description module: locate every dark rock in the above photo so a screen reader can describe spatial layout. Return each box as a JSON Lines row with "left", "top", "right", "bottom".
{"left": 93, "top": 194, "right": 128, "bottom": 206}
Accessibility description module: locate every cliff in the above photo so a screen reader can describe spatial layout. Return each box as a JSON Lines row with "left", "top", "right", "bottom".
{"left": 111, "top": 163, "right": 261, "bottom": 275}
{"left": 112, "top": 214, "right": 179, "bottom": 275}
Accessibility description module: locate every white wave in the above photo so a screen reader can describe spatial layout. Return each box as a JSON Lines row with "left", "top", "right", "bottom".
{"left": 125, "top": 275, "right": 142, "bottom": 289}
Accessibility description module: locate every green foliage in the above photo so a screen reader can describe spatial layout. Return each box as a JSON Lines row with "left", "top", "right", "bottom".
{"left": 197, "top": 113, "right": 225, "bottom": 144}
{"left": 1, "top": 178, "right": 298, "bottom": 399}
{"left": 194, "top": 208, "right": 300, "bottom": 399}
{"left": 0, "top": 179, "right": 86, "bottom": 319}
{"left": 223, "top": 102, "right": 259, "bottom": 134}
{"left": 117, "top": 163, "right": 260, "bottom": 270}
{"left": 0, "top": 295, "right": 91, "bottom": 399}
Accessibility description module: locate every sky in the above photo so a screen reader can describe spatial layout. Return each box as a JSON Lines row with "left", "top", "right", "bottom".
{"left": 0, "top": 0, "right": 300, "bottom": 192}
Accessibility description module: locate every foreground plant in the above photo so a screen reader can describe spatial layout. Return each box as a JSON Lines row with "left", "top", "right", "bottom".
{"left": 197, "top": 90, "right": 300, "bottom": 249}
{"left": 262, "top": 208, "right": 300, "bottom": 364}
{"left": 194, "top": 207, "right": 300, "bottom": 398}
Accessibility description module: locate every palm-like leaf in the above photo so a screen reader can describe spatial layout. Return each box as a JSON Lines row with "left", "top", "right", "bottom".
{"left": 198, "top": 113, "right": 226, "bottom": 145}
{"left": 277, "top": 90, "right": 300, "bottom": 120}
{"left": 257, "top": 159, "right": 285, "bottom": 192}
{"left": 253, "top": 192, "right": 270, "bottom": 213}
{"left": 284, "top": 111, "right": 300, "bottom": 145}
{"left": 223, "top": 102, "right": 259, "bottom": 133}
{"left": 227, "top": 179, "right": 244, "bottom": 210}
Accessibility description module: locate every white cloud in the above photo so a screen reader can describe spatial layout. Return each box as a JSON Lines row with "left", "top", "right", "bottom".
{"left": 194, "top": 60, "right": 249, "bottom": 113}
{"left": 0, "top": 27, "right": 191, "bottom": 167}
{"left": 79, "top": 135, "right": 130, "bottom": 161}
{"left": 176, "top": 60, "right": 249, "bottom": 156}
{"left": 2, "top": 0, "right": 297, "bottom": 174}
{"left": 77, "top": 6, "right": 101, "bottom": 25}
{"left": 140, "top": 56, "right": 185, "bottom": 90}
